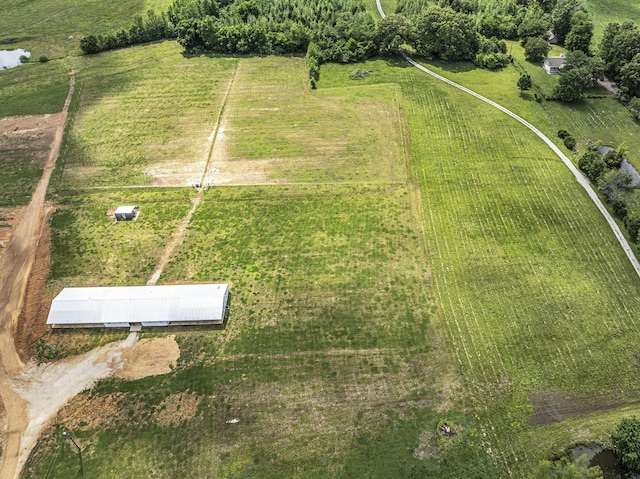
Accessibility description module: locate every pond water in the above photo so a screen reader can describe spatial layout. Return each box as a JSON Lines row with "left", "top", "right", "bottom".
{"left": 598, "top": 146, "right": 640, "bottom": 187}
{"left": 572, "top": 445, "right": 640, "bottom": 479}
{"left": 0, "top": 49, "right": 30, "bottom": 69}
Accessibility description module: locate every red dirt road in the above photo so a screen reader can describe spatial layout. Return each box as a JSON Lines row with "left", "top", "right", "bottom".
{"left": 0, "top": 74, "right": 74, "bottom": 479}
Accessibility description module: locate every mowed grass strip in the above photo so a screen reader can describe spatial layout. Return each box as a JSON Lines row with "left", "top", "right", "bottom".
{"left": 402, "top": 69, "right": 640, "bottom": 471}
{"left": 48, "top": 187, "right": 195, "bottom": 288}
{"left": 209, "top": 56, "right": 406, "bottom": 185}
{"left": 161, "top": 183, "right": 433, "bottom": 354}
{"left": 323, "top": 60, "right": 640, "bottom": 472}
{"left": 57, "top": 42, "right": 237, "bottom": 188}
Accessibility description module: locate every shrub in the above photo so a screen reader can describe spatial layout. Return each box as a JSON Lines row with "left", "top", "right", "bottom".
{"left": 33, "top": 338, "right": 64, "bottom": 364}
{"left": 564, "top": 136, "right": 577, "bottom": 150}
{"left": 612, "top": 417, "right": 640, "bottom": 471}
{"left": 625, "top": 210, "right": 640, "bottom": 243}
{"left": 39, "top": 55, "right": 49, "bottom": 63}
{"left": 578, "top": 151, "right": 606, "bottom": 182}
{"left": 604, "top": 149, "right": 624, "bottom": 169}
{"left": 558, "top": 129, "right": 570, "bottom": 139}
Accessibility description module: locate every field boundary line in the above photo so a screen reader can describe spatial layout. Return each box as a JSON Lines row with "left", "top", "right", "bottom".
{"left": 375, "top": 0, "right": 640, "bottom": 279}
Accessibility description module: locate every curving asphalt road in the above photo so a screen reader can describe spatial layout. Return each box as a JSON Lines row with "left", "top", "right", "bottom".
{"left": 376, "top": 0, "right": 640, "bottom": 278}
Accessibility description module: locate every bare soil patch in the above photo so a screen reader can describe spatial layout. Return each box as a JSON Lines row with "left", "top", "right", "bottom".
{"left": 145, "top": 159, "right": 208, "bottom": 186}
{"left": 59, "top": 392, "right": 129, "bottom": 431}
{"left": 529, "top": 390, "right": 632, "bottom": 425}
{"left": 154, "top": 392, "right": 202, "bottom": 427}
{"left": 15, "top": 208, "right": 53, "bottom": 362}
{"left": 113, "top": 335, "right": 180, "bottom": 381}
{"left": 0, "top": 115, "right": 61, "bottom": 167}
{"left": 0, "top": 206, "right": 25, "bottom": 256}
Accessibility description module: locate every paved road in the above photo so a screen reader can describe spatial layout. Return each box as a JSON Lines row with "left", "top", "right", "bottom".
{"left": 375, "top": 0, "right": 640, "bottom": 279}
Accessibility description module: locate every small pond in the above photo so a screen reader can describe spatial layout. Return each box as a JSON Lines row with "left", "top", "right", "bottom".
{"left": 573, "top": 445, "right": 640, "bottom": 478}
{"left": 598, "top": 146, "right": 640, "bottom": 187}
{"left": 0, "top": 49, "right": 30, "bottom": 69}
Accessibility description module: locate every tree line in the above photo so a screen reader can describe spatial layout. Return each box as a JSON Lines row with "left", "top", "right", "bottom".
{"left": 78, "top": 0, "right": 640, "bottom": 103}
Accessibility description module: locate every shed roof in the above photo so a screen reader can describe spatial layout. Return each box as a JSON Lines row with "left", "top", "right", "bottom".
{"left": 46, "top": 284, "right": 228, "bottom": 326}
{"left": 114, "top": 205, "right": 138, "bottom": 215}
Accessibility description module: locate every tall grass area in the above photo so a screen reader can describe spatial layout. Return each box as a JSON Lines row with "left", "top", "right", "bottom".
{"left": 322, "top": 59, "right": 640, "bottom": 474}
{"left": 0, "top": 0, "right": 173, "bottom": 59}
{"left": 210, "top": 57, "right": 405, "bottom": 184}
{"left": 56, "top": 42, "right": 237, "bottom": 188}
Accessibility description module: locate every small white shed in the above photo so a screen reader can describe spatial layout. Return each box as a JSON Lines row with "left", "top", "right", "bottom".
{"left": 114, "top": 205, "right": 138, "bottom": 221}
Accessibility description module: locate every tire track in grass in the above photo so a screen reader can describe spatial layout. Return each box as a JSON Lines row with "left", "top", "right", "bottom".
{"left": 147, "top": 64, "right": 238, "bottom": 286}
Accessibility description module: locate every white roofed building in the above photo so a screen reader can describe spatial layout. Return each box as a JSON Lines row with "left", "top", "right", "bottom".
{"left": 114, "top": 205, "right": 138, "bottom": 221}
{"left": 46, "top": 284, "right": 229, "bottom": 328}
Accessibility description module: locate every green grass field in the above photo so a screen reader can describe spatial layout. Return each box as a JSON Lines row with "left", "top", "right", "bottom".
{"left": 588, "top": 0, "right": 640, "bottom": 42}
{"left": 0, "top": 59, "right": 70, "bottom": 117}
{"left": 48, "top": 187, "right": 195, "bottom": 288}
{"left": 208, "top": 56, "right": 405, "bottom": 185}
{"left": 54, "top": 42, "right": 237, "bottom": 188}
{"left": 14, "top": 0, "right": 640, "bottom": 476}
{"left": 0, "top": 0, "right": 172, "bottom": 59}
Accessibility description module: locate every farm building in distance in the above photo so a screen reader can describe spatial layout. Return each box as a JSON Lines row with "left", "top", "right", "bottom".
{"left": 114, "top": 205, "right": 138, "bottom": 221}
{"left": 543, "top": 54, "right": 565, "bottom": 74}
{"left": 46, "top": 284, "right": 229, "bottom": 328}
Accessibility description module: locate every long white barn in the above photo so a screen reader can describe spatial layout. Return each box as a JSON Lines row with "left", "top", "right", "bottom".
{"left": 46, "top": 284, "right": 229, "bottom": 328}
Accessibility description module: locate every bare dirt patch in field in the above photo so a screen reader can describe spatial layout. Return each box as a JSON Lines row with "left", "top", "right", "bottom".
{"left": 145, "top": 159, "right": 209, "bottom": 186}
{"left": 154, "top": 392, "right": 202, "bottom": 427}
{"left": 529, "top": 390, "right": 632, "bottom": 425}
{"left": 0, "top": 115, "right": 62, "bottom": 164}
{"left": 0, "top": 206, "right": 25, "bottom": 252}
{"left": 59, "top": 392, "right": 129, "bottom": 430}
{"left": 114, "top": 335, "right": 180, "bottom": 381}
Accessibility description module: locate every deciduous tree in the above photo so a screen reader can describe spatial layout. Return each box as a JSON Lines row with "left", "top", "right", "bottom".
{"left": 612, "top": 417, "right": 640, "bottom": 470}
{"left": 376, "top": 14, "right": 413, "bottom": 55}
{"left": 565, "top": 11, "right": 593, "bottom": 54}
{"left": 551, "top": 0, "right": 582, "bottom": 43}
{"left": 524, "top": 36, "right": 549, "bottom": 63}
{"left": 578, "top": 151, "right": 606, "bottom": 181}
{"left": 414, "top": 5, "right": 479, "bottom": 61}
{"left": 620, "top": 53, "right": 640, "bottom": 97}
{"left": 517, "top": 74, "right": 532, "bottom": 95}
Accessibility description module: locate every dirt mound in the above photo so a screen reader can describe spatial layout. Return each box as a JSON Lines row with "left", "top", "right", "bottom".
{"left": 113, "top": 335, "right": 180, "bottom": 381}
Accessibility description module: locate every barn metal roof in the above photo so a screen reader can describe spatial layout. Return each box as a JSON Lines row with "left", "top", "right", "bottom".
{"left": 46, "top": 284, "right": 228, "bottom": 326}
